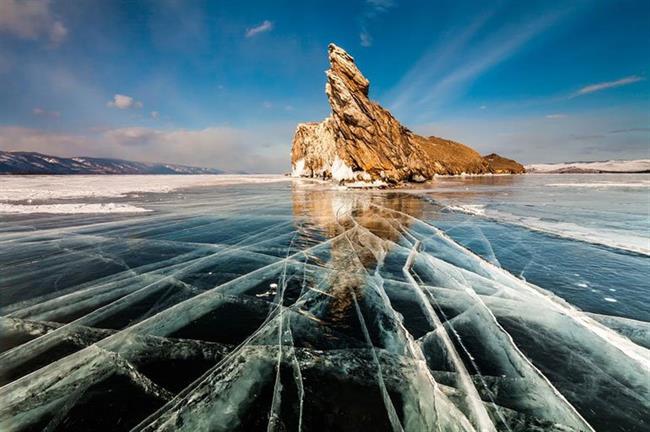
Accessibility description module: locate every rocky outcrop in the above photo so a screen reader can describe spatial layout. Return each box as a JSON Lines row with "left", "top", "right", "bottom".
{"left": 291, "top": 44, "right": 524, "bottom": 184}
{"left": 482, "top": 153, "right": 525, "bottom": 174}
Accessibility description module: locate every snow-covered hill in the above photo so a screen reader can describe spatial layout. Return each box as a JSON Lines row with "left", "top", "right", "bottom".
{"left": 0, "top": 151, "right": 224, "bottom": 175}
{"left": 525, "top": 159, "right": 650, "bottom": 173}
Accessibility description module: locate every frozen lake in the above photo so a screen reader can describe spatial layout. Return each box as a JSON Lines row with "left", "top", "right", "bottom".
{"left": 0, "top": 174, "right": 648, "bottom": 431}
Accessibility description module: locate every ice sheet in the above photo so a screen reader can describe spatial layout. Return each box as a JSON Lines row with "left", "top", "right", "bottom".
{"left": 445, "top": 203, "right": 650, "bottom": 255}
{"left": 0, "top": 178, "right": 647, "bottom": 432}
{"left": 0, "top": 174, "right": 289, "bottom": 201}
{"left": 0, "top": 202, "right": 151, "bottom": 214}
{"left": 426, "top": 174, "right": 650, "bottom": 256}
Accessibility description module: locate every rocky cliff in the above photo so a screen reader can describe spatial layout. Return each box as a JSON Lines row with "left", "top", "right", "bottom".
{"left": 291, "top": 44, "right": 524, "bottom": 184}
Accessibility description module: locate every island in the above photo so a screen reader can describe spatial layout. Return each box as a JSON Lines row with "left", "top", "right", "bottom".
{"left": 291, "top": 44, "right": 524, "bottom": 185}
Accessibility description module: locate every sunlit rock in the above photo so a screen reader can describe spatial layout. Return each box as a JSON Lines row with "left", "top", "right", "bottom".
{"left": 291, "top": 44, "right": 525, "bottom": 184}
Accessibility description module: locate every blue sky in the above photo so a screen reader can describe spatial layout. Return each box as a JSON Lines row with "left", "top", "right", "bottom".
{"left": 0, "top": 0, "right": 648, "bottom": 172}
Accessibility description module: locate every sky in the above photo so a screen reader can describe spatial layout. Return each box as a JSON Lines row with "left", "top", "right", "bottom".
{"left": 0, "top": 0, "right": 648, "bottom": 172}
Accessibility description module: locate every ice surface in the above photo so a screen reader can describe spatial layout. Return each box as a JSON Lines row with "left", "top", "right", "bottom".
{"left": 0, "top": 202, "right": 151, "bottom": 214}
{"left": 0, "top": 174, "right": 289, "bottom": 215}
{"left": 445, "top": 203, "right": 650, "bottom": 256}
{"left": 546, "top": 181, "right": 650, "bottom": 188}
{"left": 426, "top": 174, "right": 650, "bottom": 256}
{"left": 0, "top": 174, "right": 289, "bottom": 201}
{"left": 0, "top": 176, "right": 648, "bottom": 431}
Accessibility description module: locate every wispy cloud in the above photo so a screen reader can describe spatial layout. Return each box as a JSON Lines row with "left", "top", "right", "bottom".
{"left": 569, "top": 133, "right": 604, "bottom": 141}
{"left": 107, "top": 94, "right": 143, "bottom": 110}
{"left": 32, "top": 107, "right": 60, "bottom": 118}
{"left": 545, "top": 113, "right": 567, "bottom": 119}
{"left": 360, "top": 31, "right": 372, "bottom": 47}
{"left": 571, "top": 75, "right": 644, "bottom": 97}
{"left": 386, "top": 6, "right": 569, "bottom": 120}
{"left": 608, "top": 127, "right": 650, "bottom": 134}
{"left": 423, "top": 16, "right": 563, "bottom": 111}
{"left": 359, "top": 0, "right": 395, "bottom": 47}
{"left": 245, "top": 20, "right": 273, "bottom": 38}
{"left": 367, "top": 0, "right": 395, "bottom": 9}
{"left": 0, "top": 0, "right": 68, "bottom": 46}
{"left": 150, "top": 111, "right": 160, "bottom": 120}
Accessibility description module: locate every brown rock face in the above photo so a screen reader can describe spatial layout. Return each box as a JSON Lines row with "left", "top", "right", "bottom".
{"left": 291, "top": 44, "right": 524, "bottom": 183}
{"left": 482, "top": 153, "right": 526, "bottom": 174}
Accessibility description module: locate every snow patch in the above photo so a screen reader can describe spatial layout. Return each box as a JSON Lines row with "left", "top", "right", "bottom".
{"left": 330, "top": 156, "right": 355, "bottom": 181}
{"left": 291, "top": 159, "right": 306, "bottom": 177}
{"left": 0, "top": 175, "right": 290, "bottom": 202}
{"left": 0, "top": 203, "right": 151, "bottom": 214}
{"left": 446, "top": 204, "right": 487, "bottom": 216}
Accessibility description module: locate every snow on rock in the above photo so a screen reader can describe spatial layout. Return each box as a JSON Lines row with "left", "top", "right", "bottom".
{"left": 330, "top": 156, "right": 356, "bottom": 181}
{"left": 291, "top": 158, "right": 306, "bottom": 177}
{"left": 290, "top": 44, "right": 524, "bottom": 185}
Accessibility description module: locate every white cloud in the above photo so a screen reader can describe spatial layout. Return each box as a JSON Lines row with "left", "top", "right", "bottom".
{"left": 0, "top": 0, "right": 68, "bottom": 45}
{"left": 245, "top": 20, "right": 273, "bottom": 38}
{"left": 359, "top": 31, "right": 372, "bottom": 47}
{"left": 107, "top": 94, "right": 143, "bottom": 110}
{"left": 49, "top": 20, "right": 67, "bottom": 44}
{"left": 0, "top": 126, "right": 89, "bottom": 156}
{"left": 104, "top": 127, "right": 156, "bottom": 145}
{"left": 480, "top": 105, "right": 487, "bottom": 110}
{"left": 572, "top": 75, "right": 644, "bottom": 97}
{"left": 150, "top": 111, "right": 160, "bottom": 120}
{"left": 545, "top": 113, "right": 567, "bottom": 119}
{"left": 366, "top": 0, "right": 396, "bottom": 13}
{"left": 359, "top": 0, "right": 395, "bottom": 47}
{"left": 32, "top": 107, "right": 60, "bottom": 118}
{"left": 0, "top": 125, "right": 290, "bottom": 173}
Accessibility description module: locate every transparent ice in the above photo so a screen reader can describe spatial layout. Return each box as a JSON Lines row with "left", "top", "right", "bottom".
{"left": 0, "top": 177, "right": 648, "bottom": 431}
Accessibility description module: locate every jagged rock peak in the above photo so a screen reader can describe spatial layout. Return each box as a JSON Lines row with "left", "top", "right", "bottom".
{"left": 291, "top": 44, "right": 525, "bottom": 184}
{"left": 326, "top": 43, "right": 370, "bottom": 97}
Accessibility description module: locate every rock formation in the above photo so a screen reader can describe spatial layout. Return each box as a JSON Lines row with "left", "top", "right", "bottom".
{"left": 291, "top": 44, "right": 525, "bottom": 184}
{"left": 482, "top": 153, "right": 525, "bottom": 174}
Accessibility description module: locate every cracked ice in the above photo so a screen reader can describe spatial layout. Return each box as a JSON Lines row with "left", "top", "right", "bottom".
{"left": 0, "top": 179, "right": 648, "bottom": 432}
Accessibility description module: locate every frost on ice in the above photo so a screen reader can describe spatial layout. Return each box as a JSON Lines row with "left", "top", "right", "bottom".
{"left": 0, "top": 183, "right": 648, "bottom": 431}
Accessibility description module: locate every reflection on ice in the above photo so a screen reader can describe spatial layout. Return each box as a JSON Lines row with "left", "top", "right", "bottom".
{"left": 0, "top": 181, "right": 648, "bottom": 431}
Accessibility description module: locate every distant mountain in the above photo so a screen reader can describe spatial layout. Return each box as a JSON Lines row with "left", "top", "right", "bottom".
{"left": 0, "top": 151, "right": 224, "bottom": 175}
{"left": 525, "top": 159, "right": 650, "bottom": 174}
